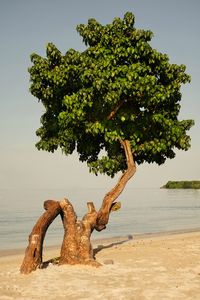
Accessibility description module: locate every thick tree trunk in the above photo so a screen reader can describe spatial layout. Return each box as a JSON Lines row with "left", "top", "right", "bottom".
{"left": 59, "top": 199, "right": 100, "bottom": 266}
{"left": 20, "top": 139, "right": 136, "bottom": 273}
{"left": 59, "top": 141, "right": 136, "bottom": 262}
{"left": 20, "top": 200, "right": 61, "bottom": 274}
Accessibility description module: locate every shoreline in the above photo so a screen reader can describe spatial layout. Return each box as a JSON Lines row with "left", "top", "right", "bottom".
{"left": 1, "top": 226, "right": 200, "bottom": 258}
{"left": 1, "top": 229, "right": 200, "bottom": 299}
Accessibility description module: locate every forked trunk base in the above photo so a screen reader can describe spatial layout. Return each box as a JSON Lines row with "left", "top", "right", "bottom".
{"left": 20, "top": 140, "right": 136, "bottom": 274}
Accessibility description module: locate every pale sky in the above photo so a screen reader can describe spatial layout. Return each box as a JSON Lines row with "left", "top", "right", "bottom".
{"left": 0, "top": 0, "right": 199, "bottom": 189}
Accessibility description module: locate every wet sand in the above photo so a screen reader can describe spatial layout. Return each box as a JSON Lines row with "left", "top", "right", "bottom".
{"left": 0, "top": 230, "right": 200, "bottom": 299}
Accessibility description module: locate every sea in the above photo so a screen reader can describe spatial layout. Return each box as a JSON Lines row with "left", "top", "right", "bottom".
{"left": 0, "top": 187, "right": 200, "bottom": 252}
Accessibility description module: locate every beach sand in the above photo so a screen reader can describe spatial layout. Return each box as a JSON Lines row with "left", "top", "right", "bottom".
{"left": 0, "top": 231, "right": 200, "bottom": 300}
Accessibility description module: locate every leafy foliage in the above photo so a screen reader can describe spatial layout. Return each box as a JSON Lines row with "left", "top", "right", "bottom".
{"left": 162, "top": 181, "right": 200, "bottom": 189}
{"left": 29, "top": 12, "right": 194, "bottom": 177}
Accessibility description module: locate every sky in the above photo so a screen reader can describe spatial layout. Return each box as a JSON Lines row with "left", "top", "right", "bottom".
{"left": 0, "top": 0, "right": 199, "bottom": 190}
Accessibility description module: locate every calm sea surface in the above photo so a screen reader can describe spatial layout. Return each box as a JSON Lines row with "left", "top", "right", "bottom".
{"left": 0, "top": 188, "right": 200, "bottom": 251}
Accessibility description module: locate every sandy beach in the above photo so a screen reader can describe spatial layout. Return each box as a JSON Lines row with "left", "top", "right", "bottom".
{"left": 0, "top": 230, "right": 200, "bottom": 300}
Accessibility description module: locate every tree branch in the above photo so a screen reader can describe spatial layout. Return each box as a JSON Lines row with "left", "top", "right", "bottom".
{"left": 107, "top": 100, "right": 125, "bottom": 120}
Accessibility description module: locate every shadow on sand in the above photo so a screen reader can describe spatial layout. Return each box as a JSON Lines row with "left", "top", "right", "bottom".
{"left": 41, "top": 234, "right": 133, "bottom": 269}
{"left": 93, "top": 234, "right": 133, "bottom": 255}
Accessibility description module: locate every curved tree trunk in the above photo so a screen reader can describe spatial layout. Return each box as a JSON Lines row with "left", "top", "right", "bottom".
{"left": 20, "top": 200, "right": 61, "bottom": 274}
{"left": 59, "top": 139, "right": 136, "bottom": 264}
{"left": 20, "top": 139, "right": 136, "bottom": 273}
{"left": 96, "top": 140, "right": 136, "bottom": 230}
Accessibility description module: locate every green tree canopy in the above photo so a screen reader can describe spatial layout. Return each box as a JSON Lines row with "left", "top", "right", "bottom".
{"left": 29, "top": 12, "right": 194, "bottom": 177}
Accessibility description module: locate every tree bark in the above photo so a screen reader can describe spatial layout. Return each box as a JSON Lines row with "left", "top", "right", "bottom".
{"left": 59, "top": 199, "right": 100, "bottom": 266}
{"left": 20, "top": 139, "right": 136, "bottom": 273}
{"left": 20, "top": 200, "right": 61, "bottom": 274}
{"left": 96, "top": 140, "right": 136, "bottom": 230}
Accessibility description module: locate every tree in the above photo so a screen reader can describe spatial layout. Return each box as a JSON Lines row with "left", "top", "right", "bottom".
{"left": 20, "top": 12, "right": 194, "bottom": 273}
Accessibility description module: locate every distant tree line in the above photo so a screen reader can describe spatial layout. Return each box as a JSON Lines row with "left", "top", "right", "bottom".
{"left": 162, "top": 181, "right": 200, "bottom": 189}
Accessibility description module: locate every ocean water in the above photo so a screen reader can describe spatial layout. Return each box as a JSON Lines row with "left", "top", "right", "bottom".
{"left": 0, "top": 187, "right": 200, "bottom": 251}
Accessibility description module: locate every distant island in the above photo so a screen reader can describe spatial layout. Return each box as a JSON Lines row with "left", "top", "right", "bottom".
{"left": 161, "top": 181, "right": 200, "bottom": 189}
